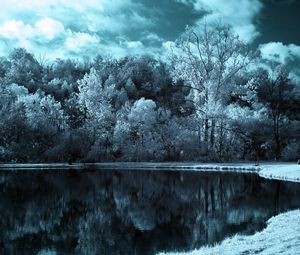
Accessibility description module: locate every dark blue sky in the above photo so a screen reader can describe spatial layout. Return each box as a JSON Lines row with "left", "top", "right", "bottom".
{"left": 0, "top": 0, "right": 299, "bottom": 79}
{"left": 256, "top": 0, "right": 300, "bottom": 44}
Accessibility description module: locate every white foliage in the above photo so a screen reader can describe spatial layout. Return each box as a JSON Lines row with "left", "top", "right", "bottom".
{"left": 128, "top": 97, "right": 157, "bottom": 125}
{"left": 17, "top": 92, "right": 67, "bottom": 131}
{"left": 78, "top": 67, "right": 114, "bottom": 131}
{"left": 170, "top": 24, "right": 254, "bottom": 119}
{"left": 225, "top": 103, "right": 268, "bottom": 122}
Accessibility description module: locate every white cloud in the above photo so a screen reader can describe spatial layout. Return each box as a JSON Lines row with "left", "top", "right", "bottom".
{"left": 0, "top": 18, "right": 65, "bottom": 41}
{"left": 35, "top": 18, "right": 65, "bottom": 40}
{"left": 0, "top": 20, "right": 34, "bottom": 38}
{"left": 0, "top": 0, "right": 155, "bottom": 58}
{"left": 125, "top": 41, "right": 144, "bottom": 49}
{"left": 65, "top": 32, "right": 99, "bottom": 52}
{"left": 177, "top": 0, "right": 263, "bottom": 43}
{"left": 260, "top": 42, "right": 300, "bottom": 64}
{"left": 0, "top": 0, "right": 144, "bottom": 35}
{"left": 259, "top": 42, "right": 300, "bottom": 82}
{"left": 0, "top": 18, "right": 66, "bottom": 56}
{"left": 142, "top": 33, "right": 163, "bottom": 43}
{"left": 0, "top": 0, "right": 113, "bottom": 15}
{"left": 85, "top": 11, "right": 152, "bottom": 34}
{"left": 86, "top": 39, "right": 163, "bottom": 59}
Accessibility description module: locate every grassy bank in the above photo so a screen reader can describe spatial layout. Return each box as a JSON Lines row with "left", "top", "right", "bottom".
{"left": 158, "top": 209, "right": 300, "bottom": 255}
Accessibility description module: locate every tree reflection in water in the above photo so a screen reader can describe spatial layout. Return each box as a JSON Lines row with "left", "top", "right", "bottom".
{"left": 1, "top": 170, "right": 300, "bottom": 255}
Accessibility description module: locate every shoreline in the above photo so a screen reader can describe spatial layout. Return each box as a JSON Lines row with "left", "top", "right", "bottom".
{"left": 158, "top": 209, "right": 300, "bottom": 255}
{"left": 0, "top": 162, "right": 299, "bottom": 183}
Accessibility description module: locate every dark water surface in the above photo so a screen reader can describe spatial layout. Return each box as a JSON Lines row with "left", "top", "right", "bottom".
{"left": 1, "top": 169, "right": 300, "bottom": 255}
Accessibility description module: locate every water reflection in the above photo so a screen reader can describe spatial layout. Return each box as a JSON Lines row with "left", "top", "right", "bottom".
{"left": 1, "top": 169, "right": 300, "bottom": 255}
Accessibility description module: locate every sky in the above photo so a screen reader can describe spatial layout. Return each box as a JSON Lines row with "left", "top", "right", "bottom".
{"left": 0, "top": 0, "right": 299, "bottom": 79}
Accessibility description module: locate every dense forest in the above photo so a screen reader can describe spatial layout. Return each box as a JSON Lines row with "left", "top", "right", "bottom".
{"left": 0, "top": 24, "right": 299, "bottom": 163}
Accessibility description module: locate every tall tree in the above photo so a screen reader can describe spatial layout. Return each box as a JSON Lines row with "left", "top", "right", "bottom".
{"left": 170, "top": 23, "right": 256, "bottom": 155}
{"left": 257, "top": 66, "right": 297, "bottom": 159}
{"left": 78, "top": 68, "right": 115, "bottom": 161}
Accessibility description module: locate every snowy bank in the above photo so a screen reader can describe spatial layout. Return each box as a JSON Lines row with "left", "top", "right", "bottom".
{"left": 259, "top": 163, "right": 300, "bottom": 183}
{"left": 158, "top": 209, "right": 300, "bottom": 255}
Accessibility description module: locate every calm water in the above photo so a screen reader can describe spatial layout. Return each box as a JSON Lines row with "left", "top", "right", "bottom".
{"left": 1, "top": 169, "right": 300, "bottom": 255}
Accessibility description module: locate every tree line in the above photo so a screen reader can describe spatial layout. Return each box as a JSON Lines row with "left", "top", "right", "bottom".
{"left": 0, "top": 24, "right": 299, "bottom": 163}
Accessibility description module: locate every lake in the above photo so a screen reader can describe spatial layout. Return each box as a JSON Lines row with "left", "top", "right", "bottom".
{"left": 1, "top": 169, "right": 300, "bottom": 255}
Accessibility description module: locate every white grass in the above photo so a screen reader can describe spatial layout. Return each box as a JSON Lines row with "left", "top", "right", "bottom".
{"left": 158, "top": 209, "right": 300, "bottom": 255}
{"left": 259, "top": 163, "right": 300, "bottom": 183}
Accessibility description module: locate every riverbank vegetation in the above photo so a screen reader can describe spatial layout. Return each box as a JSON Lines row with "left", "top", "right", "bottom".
{"left": 0, "top": 23, "right": 299, "bottom": 163}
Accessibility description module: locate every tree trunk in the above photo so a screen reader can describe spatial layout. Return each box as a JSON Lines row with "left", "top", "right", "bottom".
{"left": 204, "top": 118, "right": 209, "bottom": 154}
{"left": 198, "top": 124, "right": 201, "bottom": 149}
{"left": 273, "top": 115, "right": 281, "bottom": 159}
{"left": 210, "top": 119, "right": 215, "bottom": 151}
{"left": 218, "top": 122, "right": 224, "bottom": 158}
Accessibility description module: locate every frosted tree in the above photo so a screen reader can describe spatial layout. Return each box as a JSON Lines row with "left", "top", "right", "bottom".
{"left": 17, "top": 92, "right": 67, "bottom": 132}
{"left": 114, "top": 98, "right": 161, "bottom": 161}
{"left": 129, "top": 98, "right": 159, "bottom": 159}
{"left": 6, "top": 48, "right": 42, "bottom": 92}
{"left": 170, "top": 23, "right": 256, "bottom": 155}
{"left": 1, "top": 90, "right": 68, "bottom": 161}
{"left": 0, "top": 83, "right": 29, "bottom": 161}
{"left": 78, "top": 68, "right": 115, "bottom": 161}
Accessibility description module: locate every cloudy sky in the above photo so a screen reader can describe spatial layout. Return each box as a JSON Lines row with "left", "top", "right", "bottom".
{"left": 0, "top": 0, "right": 299, "bottom": 78}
